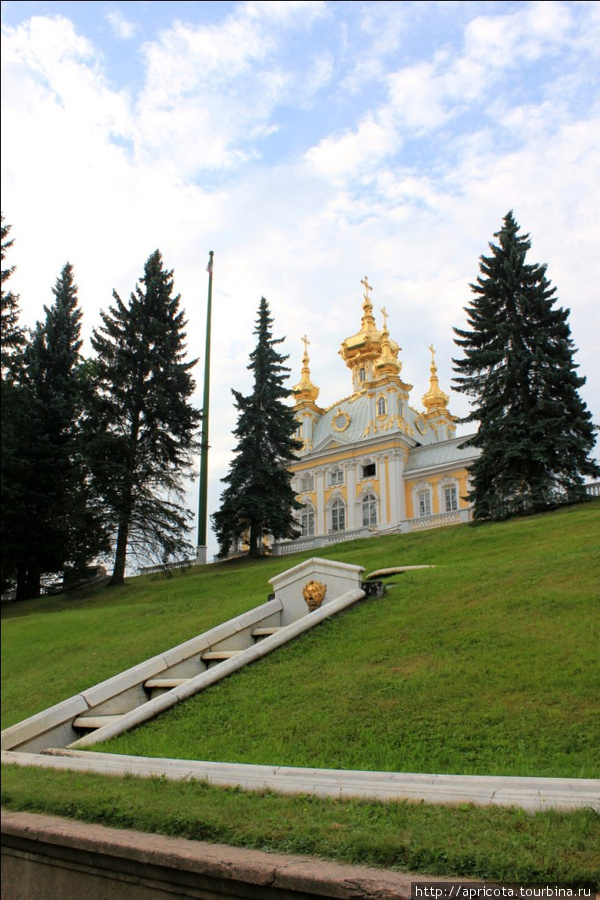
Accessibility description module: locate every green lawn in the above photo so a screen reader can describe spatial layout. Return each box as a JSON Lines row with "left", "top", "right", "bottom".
{"left": 2, "top": 501, "right": 599, "bottom": 883}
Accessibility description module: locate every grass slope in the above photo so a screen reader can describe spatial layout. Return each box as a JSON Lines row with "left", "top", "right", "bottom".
{"left": 99, "top": 503, "right": 600, "bottom": 779}
{"left": 2, "top": 502, "right": 599, "bottom": 882}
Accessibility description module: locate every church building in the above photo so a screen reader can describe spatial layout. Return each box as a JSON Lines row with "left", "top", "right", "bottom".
{"left": 274, "top": 277, "right": 480, "bottom": 554}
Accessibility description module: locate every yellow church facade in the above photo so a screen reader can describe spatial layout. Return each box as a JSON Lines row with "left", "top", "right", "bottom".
{"left": 272, "top": 277, "right": 480, "bottom": 555}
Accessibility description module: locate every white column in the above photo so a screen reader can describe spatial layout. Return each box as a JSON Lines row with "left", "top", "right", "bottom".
{"left": 388, "top": 449, "right": 406, "bottom": 525}
{"left": 345, "top": 461, "right": 357, "bottom": 529}
{"left": 315, "top": 467, "right": 326, "bottom": 535}
{"left": 377, "top": 455, "right": 388, "bottom": 525}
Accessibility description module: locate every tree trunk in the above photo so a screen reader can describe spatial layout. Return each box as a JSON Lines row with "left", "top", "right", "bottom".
{"left": 110, "top": 518, "right": 129, "bottom": 586}
{"left": 15, "top": 564, "right": 41, "bottom": 601}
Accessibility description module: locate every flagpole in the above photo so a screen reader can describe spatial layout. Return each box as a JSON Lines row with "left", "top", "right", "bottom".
{"left": 196, "top": 251, "right": 214, "bottom": 565}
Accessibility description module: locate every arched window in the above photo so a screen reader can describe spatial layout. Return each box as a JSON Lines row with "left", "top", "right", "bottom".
{"left": 329, "top": 466, "right": 344, "bottom": 486}
{"left": 300, "top": 503, "right": 315, "bottom": 537}
{"left": 377, "top": 395, "right": 386, "bottom": 417}
{"left": 359, "top": 367, "right": 366, "bottom": 382}
{"left": 362, "top": 493, "right": 377, "bottom": 527}
{"left": 330, "top": 499, "right": 346, "bottom": 533}
{"left": 417, "top": 490, "right": 431, "bottom": 517}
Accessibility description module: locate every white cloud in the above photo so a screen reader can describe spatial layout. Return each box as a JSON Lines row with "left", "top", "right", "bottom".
{"left": 2, "top": 1, "right": 599, "bottom": 553}
{"left": 105, "top": 9, "right": 137, "bottom": 41}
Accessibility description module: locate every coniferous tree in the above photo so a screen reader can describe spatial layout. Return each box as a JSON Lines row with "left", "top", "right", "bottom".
{"left": 453, "top": 211, "right": 599, "bottom": 520}
{"left": 0, "top": 216, "right": 26, "bottom": 594}
{"left": 2, "top": 263, "right": 106, "bottom": 599}
{"left": 214, "top": 297, "right": 301, "bottom": 557}
{"left": 88, "top": 251, "right": 200, "bottom": 585}
{"left": 1, "top": 215, "right": 25, "bottom": 380}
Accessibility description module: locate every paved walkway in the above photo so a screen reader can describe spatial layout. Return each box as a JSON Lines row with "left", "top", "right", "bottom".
{"left": 4, "top": 749, "right": 599, "bottom": 812}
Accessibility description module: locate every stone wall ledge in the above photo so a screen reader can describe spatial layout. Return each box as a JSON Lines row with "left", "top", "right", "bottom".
{"left": 2, "top": 808, "right": 461, "bottom": 900}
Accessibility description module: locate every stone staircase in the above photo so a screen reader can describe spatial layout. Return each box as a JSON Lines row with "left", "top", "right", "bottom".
{"left": 70, "top": 624, "right": 285, "bottom": 732}
{"left": 2, "top": 558, "right": 367, "bottom": 755}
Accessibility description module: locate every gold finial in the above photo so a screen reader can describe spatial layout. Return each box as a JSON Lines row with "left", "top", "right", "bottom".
{"left": 361, "top": 275, "right": 373, "bottom": 304}
{"left": 422, "top": 343, "right": 449, "bottom": 414}
{"left": 293, "top": 334, "right": 320, "bottom": 407}
{"left": 381, "top": 307, "right": 389, "bottom": 331}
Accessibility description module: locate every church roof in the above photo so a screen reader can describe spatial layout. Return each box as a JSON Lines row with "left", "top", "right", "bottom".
{"left": 404, "top": 436, "right": 479, "bottom": 473}
{"left": 294, "top": 276, "right": 463, "bottom": 459}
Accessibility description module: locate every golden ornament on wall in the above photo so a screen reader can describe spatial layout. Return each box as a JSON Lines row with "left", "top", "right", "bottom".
{"left": 332, "top": 408, "right": 351, "bottom": 433}
{"left": 303, "top": 579, "right": 327, "bottom": 612}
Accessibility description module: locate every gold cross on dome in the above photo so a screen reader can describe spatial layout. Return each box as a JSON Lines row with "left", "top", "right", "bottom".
{"left": 301, "top": 334, "right": 310, "bottom": 354}
{"left": 361, "top": 275, "right": 373, "bottom": 303}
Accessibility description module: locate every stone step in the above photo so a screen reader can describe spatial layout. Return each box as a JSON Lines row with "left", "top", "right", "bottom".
{"left": 144, "top": 678, "right": 191, "bottom": 690}
{"left": 72, "top": 715, "right": 124, "bottom": 731}
{"left": 201, "top": 650, "right": 243, "bottom": 661}
{"left": 251, "top": 627, "right": 282, "bottom": 638}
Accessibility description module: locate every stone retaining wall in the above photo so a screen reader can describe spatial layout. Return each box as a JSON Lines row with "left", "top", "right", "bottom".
{"left": 2, "top": 809, "right": 449, "bottom": 899}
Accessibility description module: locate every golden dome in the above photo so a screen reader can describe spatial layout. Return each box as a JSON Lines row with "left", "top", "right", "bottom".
{"left": 293, "top": 335, "right": 320, "bottom": 407}
{"left": 422, "top": 344, "right": 449, "bottom": 413}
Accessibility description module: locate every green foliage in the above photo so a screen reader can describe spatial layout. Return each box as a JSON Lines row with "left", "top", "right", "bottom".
{"left": 88, "top": 251, "right": 201, "bottom": 584}
{"left": 213, "top": 297, "right": 301, "bottom": 557}
{"left": 0, "top": 215, "right": 25, "bottom": 380}
{"left": 453, "top": 211, "right": 599, "bottom": 520}
{"left": 1, "top": 263, "right": 106, "bottom": 599}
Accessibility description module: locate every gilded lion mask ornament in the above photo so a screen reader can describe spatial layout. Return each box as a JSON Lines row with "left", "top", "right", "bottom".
{"left": 302, "top": 579, "right": 327, "bottom": 612}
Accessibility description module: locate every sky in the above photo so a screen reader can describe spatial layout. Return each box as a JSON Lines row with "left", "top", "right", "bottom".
{"left": 2, "top": 0, "right": 599, "bottom": 560}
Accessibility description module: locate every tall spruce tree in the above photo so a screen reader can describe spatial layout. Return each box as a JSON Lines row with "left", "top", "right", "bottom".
{"left": 453, "top": 211, "right": 599, "bottom": 520}
{"left": 0, "top": 216, "right": 26, "bottom": 594}
{"left": 1, "top": 215, "right": 25, "bottom": 380}
{"left": 2, "top": 263, "right": 105, "bottom": 599}
{"left": 214, "top": 297, "right": 301, "bottom": 558}
{"left": 88, "top": 251, "right": 200, "bottom": 585}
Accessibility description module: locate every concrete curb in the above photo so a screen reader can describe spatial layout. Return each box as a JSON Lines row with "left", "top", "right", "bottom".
{"left": 3, "top": 750, "right": 599, "bottom": 812}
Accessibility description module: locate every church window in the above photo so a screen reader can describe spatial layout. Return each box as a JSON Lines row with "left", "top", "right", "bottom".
{"left": 362, "top": 462, "right": 376, "bottom": 478}
{"left": 418, "top": 490, "right": 431, "bottom": 517}
{"left": 300, "top": 503, "right": 315, "bottom": 537}
{"left": 444, "top": 485, "right": 458, "bottom": 512}
{"left": 300, "top": 473, "right": 314, "bottom": 492}
{"left": 359, "top": 367, "right": 366, "bottom": 382}
{"left": 330, "top": 499, "right": 346, "bottom": 533}
{"left": 362, "top": 493, "right": 377, "bottom": 527}
{"left": 377, "top": 396, "right": 386, "bottom": 417}
{"left": 329, "top": 466, "right": 344, "bottom": 486}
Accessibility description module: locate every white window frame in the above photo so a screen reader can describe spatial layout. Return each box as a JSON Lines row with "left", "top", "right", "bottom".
{"left": 329, "top": 498, "right": 346, "bottom": 533}
{"left": 329, "top": 466, "right": 344, "bottom": 487}
{"left": 361, "top": 492, "right": 377, "bottom": 527}
{"left": 300, "top": 502, "right": 315, "bottom": 537}
{"left": 300, "top": 473, "right": 315, "bottom": 492}
{"left": 444, "top": 484, "right": 458, "bottom": 512}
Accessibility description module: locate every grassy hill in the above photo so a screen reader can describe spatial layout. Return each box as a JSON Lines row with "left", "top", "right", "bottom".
{"left": 2, "top": 501, "right": 599, "bottom": 882}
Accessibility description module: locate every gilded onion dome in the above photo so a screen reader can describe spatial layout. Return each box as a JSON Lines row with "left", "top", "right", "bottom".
{"left": 422, "top": 344, "right": 449, "bottom": 414}
{"left": 340, "top": 277, "right": 393, "bottom": 391}
{"left": 293, "top": 335, "right": 320, "bottom": 407}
